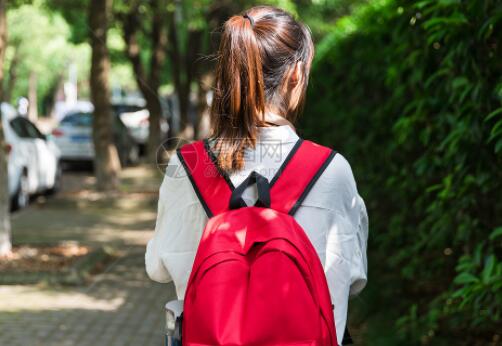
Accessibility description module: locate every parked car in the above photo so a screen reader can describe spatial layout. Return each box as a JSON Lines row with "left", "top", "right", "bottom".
{"left": 1, "top": 102, "right": 61, "bottom": 210}
{"left": 52, "top": 111, "right": 139, "bottom": 166}
{"left": 112, "top": 103, "right": 169, "bottom": 152}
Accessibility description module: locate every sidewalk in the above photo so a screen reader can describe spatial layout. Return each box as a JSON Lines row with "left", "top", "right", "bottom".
{"left": 0, "top": 165, "right": 175, "bottom": 346}
{"left": 0, "top": 248, "right": 174, "bottom": 345}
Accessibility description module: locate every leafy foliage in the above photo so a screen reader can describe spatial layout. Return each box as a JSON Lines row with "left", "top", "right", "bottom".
{"left": 302, "top": 0, "right": 502, "bottom": 344}
{"left": 3, "top": 4, "right": 90, "bottom": 111}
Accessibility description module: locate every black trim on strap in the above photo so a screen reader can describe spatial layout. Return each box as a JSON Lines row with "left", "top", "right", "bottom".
{"left": 342, "top": 326, "right": 353, "bottom": 345}
{"left": 269, "top": 138, "right": 303, "bottom": 187}
{"left": 176, "top": 148, "right": 214, "bottom": 218}
{"left": 183, "top": 138, "right": 333, "bottom": 218}
{"left": 288, "top": 150, "right": 337, "bottom": 216}
{"left": 203, "top": 138, "right": 235, "bottom": 190}
{"left": 229, "top": 171, "right": 271, "bottom": 210}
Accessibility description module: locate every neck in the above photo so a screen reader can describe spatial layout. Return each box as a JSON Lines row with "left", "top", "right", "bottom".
{"left": 262, "top": 111, "right": 295, "bottom": 130}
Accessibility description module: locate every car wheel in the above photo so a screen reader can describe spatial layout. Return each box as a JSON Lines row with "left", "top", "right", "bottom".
{"left": 47, "top": 162, "right": 62, "bottom": 195}
{"left": 12, "top": 171, "right": 29, "bottom": 210}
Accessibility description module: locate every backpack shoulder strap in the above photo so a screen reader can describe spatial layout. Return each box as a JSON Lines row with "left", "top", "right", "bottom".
{"left": 270, "top": 139, "right": 337, "bottom": 215}
{"left": 178, "top": 138, "right": 336, "bottom": 217}
{"left": 177, "top": 139, "right": 233, "bottom": 218}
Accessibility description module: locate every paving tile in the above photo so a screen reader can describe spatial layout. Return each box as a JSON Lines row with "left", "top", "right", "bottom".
{"left": 0, "top": 249, "right": 175, "bottom": 346}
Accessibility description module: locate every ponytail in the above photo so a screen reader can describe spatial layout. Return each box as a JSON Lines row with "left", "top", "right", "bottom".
{"left": 210, "top": 6, "right": 314, "bottom": 172}
{"left": 210, "top": 13, "right": 266, "bottom": 171}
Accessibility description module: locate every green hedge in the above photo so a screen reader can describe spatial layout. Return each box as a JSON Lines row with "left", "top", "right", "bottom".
{"left": 302, "top": 0, "right": 502, "bottom": 344}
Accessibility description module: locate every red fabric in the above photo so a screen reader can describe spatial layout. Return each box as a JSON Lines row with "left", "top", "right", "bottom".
{"left": 179, "top": 139, "right": 338, "bottom": 346}
{"left": 270, "top": 140, "right": 333, "bottom": 214}
{"left": 179, "top": 140, "right": 333, "bottom": 216}
{"left": 183, "top": 207, "right": 337, "bottom": 346}
{"left": 179, "top": 141, "right": 232, "bottom": 216}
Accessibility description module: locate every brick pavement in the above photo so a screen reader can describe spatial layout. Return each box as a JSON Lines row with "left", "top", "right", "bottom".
{"left": 0, "top": 248, "right": 176, "bottom": 346}
{"left": 0, "top": 167, "right": 175, "bottom": 345}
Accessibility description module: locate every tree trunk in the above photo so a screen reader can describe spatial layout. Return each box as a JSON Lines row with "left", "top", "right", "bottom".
{"left": 0, "top": 0, "right": 4, "bottom": 103}
{"left": 3, "top": 46, "right": 18, "bottom": 103}
{"left": 167, "top": 5, "right": 204, "bottom": 138}
{"left": 28, "top": 71, "right": 38, "bottom": 121}
{"left": 167, "top": 8, "right": 188, "bottom": 132}
{"left": 0, "top": 0, "right": 11, "bottom": 257}
{"left": 195, "top": 71, "right": 213, "bottom": 139}
{"left": 146, "top": 0, "right": 167, "bottom": 162}
{"left": 89, "top": 0, "right": 120, "bottom": 191}
{"left": 122, "top": 0, "right": 166, "bottom": 163}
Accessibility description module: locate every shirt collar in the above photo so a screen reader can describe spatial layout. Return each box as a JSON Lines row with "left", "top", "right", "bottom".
{"left": 263, "top": 111, "right": 295, "bottom": 129}
{"left": 257, "top": 112, "right": 299, "bottom": 144}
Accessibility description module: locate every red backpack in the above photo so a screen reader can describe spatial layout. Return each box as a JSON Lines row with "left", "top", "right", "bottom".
{"left": 177, "top": 138, "right": 338, "bottom": 346}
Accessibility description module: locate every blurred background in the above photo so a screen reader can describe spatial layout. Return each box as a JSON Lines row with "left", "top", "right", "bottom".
{"left": 0, "top": 0, "right": 500, "bottom": 345}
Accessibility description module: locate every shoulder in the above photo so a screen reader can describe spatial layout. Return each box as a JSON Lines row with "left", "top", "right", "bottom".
{"left": 158, "top": 152, "right": 196, "bottom": 203}
{"left": 315, "top": 151, "right": 359, "bottom": 200}
{"left": 301, "top": 141, "right": 360, "bottom": 211}
{"left": 324, "top": 152, "right": 357, "bottom": 189}
{"left": 303, "top": 140, "right": 356, "bottom": 189}
{"left": 163, "top": 152, "right": 185, "bottom": 181}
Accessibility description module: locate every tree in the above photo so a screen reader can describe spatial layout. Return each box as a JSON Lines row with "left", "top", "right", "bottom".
{"left": 2, "top": 4, "right": 89, "bottom": 113}
{"left": 166, "top": 3, "right": 189, "bottom": 135}
{"left": 0, "top": 0, "right": 11, "bottom": 256}
{"left": 165, "top": 0, "right": 245, "bottom": 137}
{"left": 304, "top": 0, "right": 501, "bottom": 343}
{"left": 89, "top": 0, "right": 121, "bottom": 191}
{"left": 119, "top": 0, "right": 166, "bottom": 161}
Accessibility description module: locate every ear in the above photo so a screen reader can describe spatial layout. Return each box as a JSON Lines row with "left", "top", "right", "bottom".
{"left": 289, "top": 61, "right": 303, "bottom": 88}
{"left": 286, "top": 61, "right": 305, "bottom": 112}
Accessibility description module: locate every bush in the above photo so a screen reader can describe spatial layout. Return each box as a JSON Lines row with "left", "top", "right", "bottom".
{"left": 302, "top": 0, "right": 502, "bottom": 344}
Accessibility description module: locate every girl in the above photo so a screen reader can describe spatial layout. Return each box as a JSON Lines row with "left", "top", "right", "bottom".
{"left": 146, "top": 6, "right": 368, "bottom": 345}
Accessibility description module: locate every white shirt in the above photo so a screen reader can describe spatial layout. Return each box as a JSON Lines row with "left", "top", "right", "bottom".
{"left": 146, "top": 125, "right": 368, "bottom": 345}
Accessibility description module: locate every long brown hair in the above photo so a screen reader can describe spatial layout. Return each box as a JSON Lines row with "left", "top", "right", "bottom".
{"left": 210, "top": 6, "right": 314, "bottom": 171}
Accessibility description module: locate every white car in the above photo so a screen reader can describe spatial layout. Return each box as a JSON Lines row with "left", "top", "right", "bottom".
{"left": 112, "top": 103, "right": 169, "bottom": 150}
{"left": 52, "top": 111, "right": 139, "bottom": 166}
{"left": 1, "top": 103, "right": 61, "bottom": 210}
{"left": 117, "top": 107, "right": 150, "bottom": 145}
{"left": 51, "top": 112, "right": 94, "bottom": 162}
